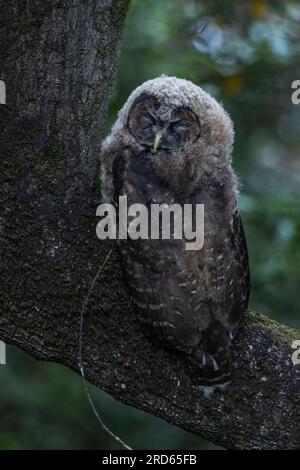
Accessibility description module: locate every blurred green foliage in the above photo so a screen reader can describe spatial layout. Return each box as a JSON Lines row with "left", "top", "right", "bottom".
{"left": 1, "top": 0, "right": 299, "bottom": 450}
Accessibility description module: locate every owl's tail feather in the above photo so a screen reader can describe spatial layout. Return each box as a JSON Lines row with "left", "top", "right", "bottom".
{"left": 186, "top": 321, "right": 232, "bottom": 386}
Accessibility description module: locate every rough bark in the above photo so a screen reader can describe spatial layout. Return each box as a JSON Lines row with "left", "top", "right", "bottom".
{"left": 0, "top": 0, "right": 299, "bottom": 451}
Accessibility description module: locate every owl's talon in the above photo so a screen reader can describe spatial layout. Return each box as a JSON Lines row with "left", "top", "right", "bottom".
{"left": 228, "top": 329, "right": 237, "bottom": 341}
{"left": 198, "top": 381, "right": 231, "bottom": 399}
{"left": 201, "top": 352, "right": 220, "bottom": 371}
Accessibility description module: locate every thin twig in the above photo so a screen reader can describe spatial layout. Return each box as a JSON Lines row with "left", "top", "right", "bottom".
{"left": 78, "top": 248, "right": 132, "bottom": 451}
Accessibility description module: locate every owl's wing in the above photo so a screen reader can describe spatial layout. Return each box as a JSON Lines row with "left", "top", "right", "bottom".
{"left": 222, "top": 209, "right": 250, "bottom": 330}
{"left": 122, "top": 242, "right": 205, "bottom": 351}
{"left": 122, "top": 241, "right": 234, "bottom": 385}
{"left": 203, "top": 206, "right": 250, "bottom": 333}
{"left": 177, "top": 206, "right": 250, "bottom": 384}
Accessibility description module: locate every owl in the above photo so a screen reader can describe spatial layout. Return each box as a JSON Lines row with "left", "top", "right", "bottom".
{"left": 100, "top": 77, "right": 250, "bottom": 386}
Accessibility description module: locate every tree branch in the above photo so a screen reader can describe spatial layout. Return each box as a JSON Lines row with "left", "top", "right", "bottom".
{"left": 0, "top": 0, "right": 299, "bottom": 451}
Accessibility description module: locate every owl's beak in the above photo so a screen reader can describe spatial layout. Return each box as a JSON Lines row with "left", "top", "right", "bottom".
{"left": 152, "top": 131, "right": 163, "bottom": 154}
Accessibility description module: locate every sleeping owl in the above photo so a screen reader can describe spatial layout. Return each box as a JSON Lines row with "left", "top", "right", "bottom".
{"left": 100, "top": 76, "right": 250, "bottom": 386}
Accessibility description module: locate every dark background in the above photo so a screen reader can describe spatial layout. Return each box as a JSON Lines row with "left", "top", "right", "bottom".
{"left": 1, "top": 0, "right": 299, "bottom": 449}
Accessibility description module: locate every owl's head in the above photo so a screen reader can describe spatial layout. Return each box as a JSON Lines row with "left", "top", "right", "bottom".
{"left": 107, "top": 77, "right": 234, "bottom": 193}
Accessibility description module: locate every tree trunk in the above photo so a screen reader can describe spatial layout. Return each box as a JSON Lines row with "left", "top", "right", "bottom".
{"left": 0, "top": 0, "right": 299, "bottom": 451}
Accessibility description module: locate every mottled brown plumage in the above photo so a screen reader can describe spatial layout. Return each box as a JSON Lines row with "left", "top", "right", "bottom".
{"left": 101, "top": 77, "right": 250, "bottom": 385}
